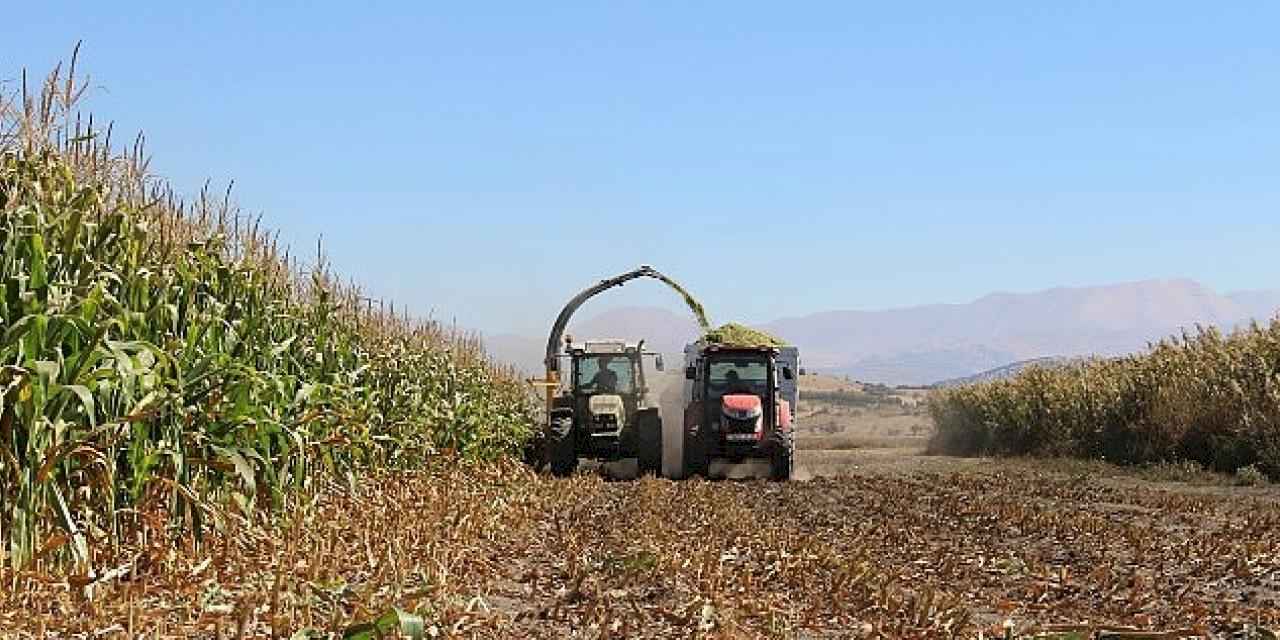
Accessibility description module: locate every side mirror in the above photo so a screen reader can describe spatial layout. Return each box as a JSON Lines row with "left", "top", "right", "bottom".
{"left": 685, "top": 366, "right": 697, "bottom": 380}
{"left": 782, "top": 367, "right": 794, "bottom": 381}
{"left": 654, "top": 355, "right": 665, "bottom": 372}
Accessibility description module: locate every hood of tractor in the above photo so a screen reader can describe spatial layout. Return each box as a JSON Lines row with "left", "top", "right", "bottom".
{"left": 588, "top": 394, "right": 626, "bottom": 421}
{"left": 721, "top": 394, "right": 763, "bottom": 420}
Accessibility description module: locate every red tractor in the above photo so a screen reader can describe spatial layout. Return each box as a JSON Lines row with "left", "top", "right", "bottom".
{"left": 679, "top": 343, "right": 798, "bottom": 480}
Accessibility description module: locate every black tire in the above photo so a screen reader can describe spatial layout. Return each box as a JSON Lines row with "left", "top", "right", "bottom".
{"left": 769, "top": 431, "right": 793, "bottom": 482}
{"left": 682, "top": 425, "right": 709, "bottom": 479}
{"left": 546, "top": 415, "right": 578, "bottom": 477}
{"left": 521, "top": 431, "right": 546, "bottom": 471}
{"left": 636, "top": 411, "right": 662, "bottom": 476}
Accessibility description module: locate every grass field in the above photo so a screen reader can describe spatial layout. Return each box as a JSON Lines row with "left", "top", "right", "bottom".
{"left": 794, "top": 374, "right": 932, "bottom": 451}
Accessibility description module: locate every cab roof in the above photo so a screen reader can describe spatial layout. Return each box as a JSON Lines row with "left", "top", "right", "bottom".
{"left": 701, "top": 344, "right": 780, "bottom": 355}
{"left": 567, "top": 339, "right": 644, "bottom": 355}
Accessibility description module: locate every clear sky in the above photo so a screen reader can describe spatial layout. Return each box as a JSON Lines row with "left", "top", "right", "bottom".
{"left": 5, "top": 2, "right": 1278, "bottom": 336}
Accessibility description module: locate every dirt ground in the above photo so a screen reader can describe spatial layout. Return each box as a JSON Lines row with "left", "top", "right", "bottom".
{"left": 5, "top": 451, "right": 1278, "bottom": 639}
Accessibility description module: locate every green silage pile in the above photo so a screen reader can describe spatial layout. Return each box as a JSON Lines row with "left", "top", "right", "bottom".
{"left": 702, "top": 323, "right": 787, "bottom": 347}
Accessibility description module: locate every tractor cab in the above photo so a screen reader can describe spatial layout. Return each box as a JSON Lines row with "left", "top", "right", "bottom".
{"left": 566, "top": 340, "right": 649, "bottom": 442}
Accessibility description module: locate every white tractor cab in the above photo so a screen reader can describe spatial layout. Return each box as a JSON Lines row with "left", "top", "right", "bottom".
{"left": 543, "top": 339, "right": 666, "bottom": 476}
{"left": 678, "top": 342, "right": 800, "bottom": 480}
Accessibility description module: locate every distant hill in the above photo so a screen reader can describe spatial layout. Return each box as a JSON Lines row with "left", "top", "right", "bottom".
{"left": 932, "top": 357, "right": 1074, "bottom": 388}
{"left": 483, "top": 333, "right": 546, "bottom": 374}
{"left": 487, "top": 279, "right": 1280, "bottom": 384}
{"left": 763, "top": 279, "right": 1280, "bottom": 385}
{"left": 485, "top": 306, "right": 698, "bottom": 374}
{"left": 1228, "top": 290, "right": 1280, "bottom": 324}
{"left": 568, "top": 307, "right": 700, "bottom": 355}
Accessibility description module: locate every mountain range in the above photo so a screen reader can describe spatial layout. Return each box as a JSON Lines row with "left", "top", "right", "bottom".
{"left": 486, "top": 279, "right": 1280, "bottom": 386}
{"left": 932, "top": 357, "right": 1075, "bottom": 388}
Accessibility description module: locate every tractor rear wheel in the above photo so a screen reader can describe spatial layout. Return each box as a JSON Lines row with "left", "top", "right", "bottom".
{"left": 769, "top": 432, "right": 793, "bottom": 481}
{"left": 546, "top": 416, "right": 578, "bottom": 477}
{"left": 682, "top": 426, "right": 709, "bottom": 479}
{"left": 521, "top": 431, "right": 547, "bottom": 471}
{"left": 636, "top": 411, "right": 662, "bottom": 476}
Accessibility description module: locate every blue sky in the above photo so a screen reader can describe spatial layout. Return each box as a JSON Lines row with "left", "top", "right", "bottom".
{"left": 5, "top": 2, "right": 1278, "bottom": 335}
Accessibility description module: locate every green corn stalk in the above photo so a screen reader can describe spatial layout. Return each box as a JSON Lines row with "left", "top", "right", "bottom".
{"left": 0, "top": 61, "right": 538, "bottom": 572}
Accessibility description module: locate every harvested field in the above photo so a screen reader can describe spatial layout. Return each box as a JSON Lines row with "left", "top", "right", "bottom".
{"left": 4, "top": 454, "right": 1277, "bottom": 638}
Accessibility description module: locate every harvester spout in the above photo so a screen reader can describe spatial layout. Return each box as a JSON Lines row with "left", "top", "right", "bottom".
{"left": 535, "top": 265, "right": 708, "bottom": 412}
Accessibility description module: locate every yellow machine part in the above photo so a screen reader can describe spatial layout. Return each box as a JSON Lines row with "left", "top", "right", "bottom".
{"left": 528, "top": 369, "right": 560, "bottom": 414}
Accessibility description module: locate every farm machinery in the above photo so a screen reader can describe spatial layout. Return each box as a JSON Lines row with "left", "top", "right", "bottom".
{"left": 541, "top": 338, "right": 666, "bottom": 476}
{"left": 528, "top": 266, "right": 674, "bottom": 476}
{"left": 528, "top": 265, "right": 798, "bottom": 481}
{"left": 677, "top": 342, "right": 798, "bottom": 481}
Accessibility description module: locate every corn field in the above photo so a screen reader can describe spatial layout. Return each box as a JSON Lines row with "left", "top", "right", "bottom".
{"left": 0, "top": 55, "right": 535, "bottom": 576}
{"left": 929, "top": 321, "right": 1280, "bottom": 479}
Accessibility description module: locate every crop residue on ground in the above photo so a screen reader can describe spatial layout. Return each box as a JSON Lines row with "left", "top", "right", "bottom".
{"left": 5, "top": 458, "right": 1276, "bottom": 638}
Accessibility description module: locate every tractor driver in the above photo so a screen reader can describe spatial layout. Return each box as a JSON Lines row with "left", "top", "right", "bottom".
{"left": 724, "top": 369, "right": 750, "bottom": 394}
{"left": 589, "top": 356, "right": 619, "bottom": 393}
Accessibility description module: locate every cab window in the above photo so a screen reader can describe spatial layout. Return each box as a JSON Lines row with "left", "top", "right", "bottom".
{"left": 576, "top": 356, "right": 635, "bottom": 394}
{"left": 706, "top": 358, "right": 769, "bottom": 396}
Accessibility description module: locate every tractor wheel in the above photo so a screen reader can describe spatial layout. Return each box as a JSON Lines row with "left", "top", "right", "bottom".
{"left": 769, "top": 432, "right": 793, "bottom": 482}
{"left": 546, "top": 415, "right": 578, "bottom": 478}
{"left": 521, "top": 431, "right": 547, "bottom": 471}
{"left": 636, "top": 411, "right": 662, "bottom": 476}
{"left": 682, "top": 426, "right": 709, "bottom": 479}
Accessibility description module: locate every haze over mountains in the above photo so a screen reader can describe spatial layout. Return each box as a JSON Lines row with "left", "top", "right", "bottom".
{"left": 487, "top": 279, "right": 1280, "bottom": 385}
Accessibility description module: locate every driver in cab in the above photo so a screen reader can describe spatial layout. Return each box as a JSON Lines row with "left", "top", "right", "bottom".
{"left": 589, "top": 356, "right": 619, "bottom": 393}
{"left": 724, "top": 369, "right": 751, "bottom": 394}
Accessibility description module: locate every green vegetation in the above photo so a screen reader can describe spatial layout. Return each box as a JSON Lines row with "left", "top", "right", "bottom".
{"left": 804, "top": 386, "right": 919, "bottom": 411}
{"left": 0, "top": 57, "right": 534, "bottom": 572}
{"left": 651, "top": 271, "right": 711, "bottom": 332}
{"left": 928, "top": 321, "right": 1280, "bottom": 480}
{"left": 1236, "top": 464, "right": 1268, "bottom": 487}
{"left": 803, "top": 390, "right": 886, "bottom": 409}
{"left": 702, "top": 322, "right": 786, "bottom": 347}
